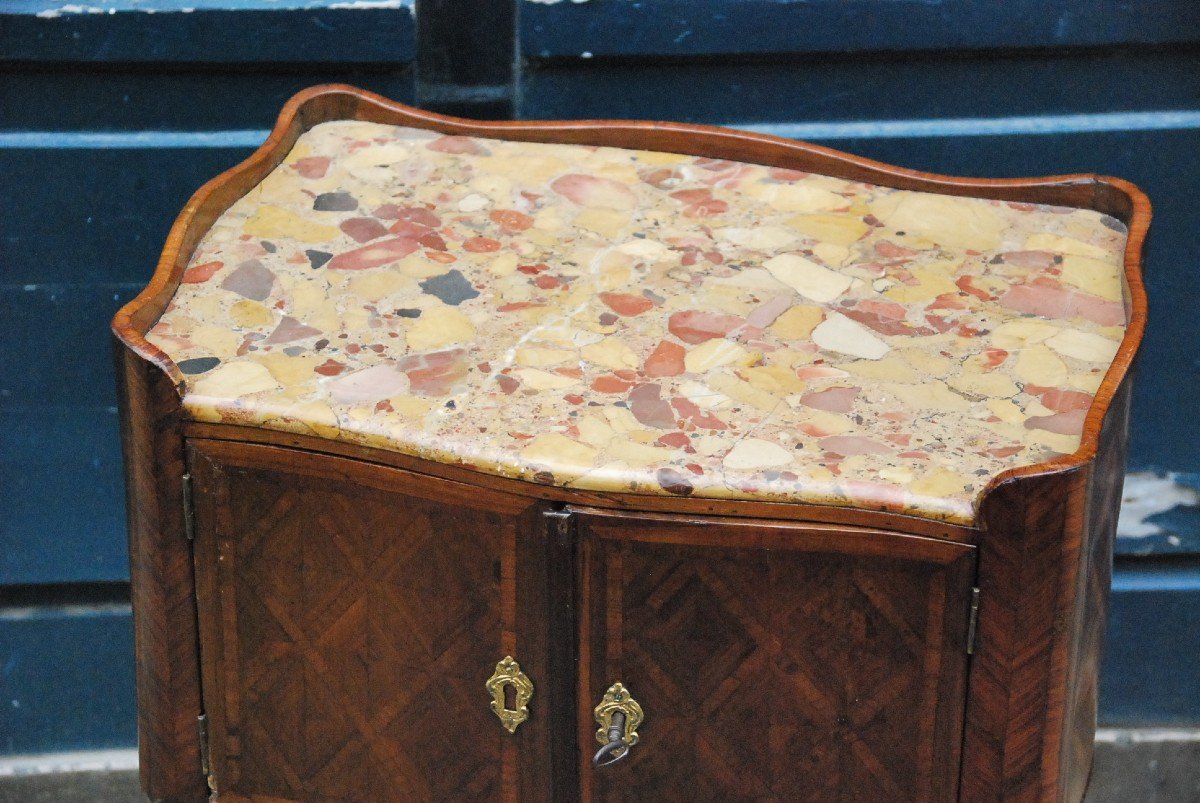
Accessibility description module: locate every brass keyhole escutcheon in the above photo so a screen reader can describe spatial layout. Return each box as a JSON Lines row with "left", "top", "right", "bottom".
{"left": 486, "top": 656, "right": 533, "bottom": 733}
{"left": 593, "top": 682, "right": 644, "bottom": 767}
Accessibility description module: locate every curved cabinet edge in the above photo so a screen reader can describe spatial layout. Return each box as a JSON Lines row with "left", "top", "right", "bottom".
{"left": 113, "top": 337, "right": 206, "bottom": 802}
{"left": 961, "top": 374, "right": 1134, "bottom": 802}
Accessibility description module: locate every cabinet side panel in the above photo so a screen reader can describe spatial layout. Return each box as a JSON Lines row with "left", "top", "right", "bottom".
{"left": 114, "top": 341, "right": 205, "bottom": 802}
{"left": 962, "top": 467, "right": 1091, "bottom": 803}
{"left": 1057, "top": 378, "right": 1132, "bottom": 801}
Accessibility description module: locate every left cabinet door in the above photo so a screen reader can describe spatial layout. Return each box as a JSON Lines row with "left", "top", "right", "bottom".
{"left": 187, "top": 439, "right": 550, "bottom": 802}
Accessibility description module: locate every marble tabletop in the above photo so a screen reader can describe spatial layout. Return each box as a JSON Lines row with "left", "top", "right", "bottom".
{"left": 147, "top": 120, "right": 1129, "bottom": 523}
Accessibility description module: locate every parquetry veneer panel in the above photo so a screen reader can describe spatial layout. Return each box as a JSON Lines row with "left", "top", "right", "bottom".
{"left": 576, "top": 512, "right": 975, "bottom": 802}
{"left": 189, "top": 439, "right": 547, "bottom": 801}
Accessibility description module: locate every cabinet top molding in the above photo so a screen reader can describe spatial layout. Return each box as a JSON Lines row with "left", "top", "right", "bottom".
{"left": 113, "top": 85, "right": 1148, "bottom": 526}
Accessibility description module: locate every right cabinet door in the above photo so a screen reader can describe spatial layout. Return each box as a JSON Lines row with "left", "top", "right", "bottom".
{"left": 575, "top": 510, "right": 977, "bottom": 802}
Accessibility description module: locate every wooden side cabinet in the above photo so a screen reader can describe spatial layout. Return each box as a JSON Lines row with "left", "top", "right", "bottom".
{"left": 113, "top": 85, "right": 1147, "bottom": 801}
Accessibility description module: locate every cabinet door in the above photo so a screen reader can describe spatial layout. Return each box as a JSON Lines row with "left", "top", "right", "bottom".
{"left": 188, "top": 439, "right": 550, "bottom": 801}
{"left": 575, "top": 510, "right": 976, "bottom": 802}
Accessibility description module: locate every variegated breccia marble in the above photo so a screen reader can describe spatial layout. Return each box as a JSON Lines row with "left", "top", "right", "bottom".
{"left": 147, "top": 120, "right": 1129, "bottom": 524}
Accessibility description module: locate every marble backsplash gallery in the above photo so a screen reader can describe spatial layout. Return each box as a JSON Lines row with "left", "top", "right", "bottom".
{"left": 145, "top": 120, "right": 1129, "bottom": 524}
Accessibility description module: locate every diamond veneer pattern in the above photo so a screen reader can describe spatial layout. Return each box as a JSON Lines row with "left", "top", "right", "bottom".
{"left": 604, "top": 541, "right": 947, "bottom": 801}
{"left": 220, "top": 470, "right": 504, "bottom": 801}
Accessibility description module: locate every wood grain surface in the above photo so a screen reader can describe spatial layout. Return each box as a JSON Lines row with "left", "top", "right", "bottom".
{"left": 188, "top": 438, "right": 550, "bottom": 802}
{"left": 574, "top": 510, "right": 976, "bottom": 802}
{"left": 959, "top": 379, "right": 1136, "bottom": 803}
{"left": 114, "top": 340, "right": 206, "bottom": 803}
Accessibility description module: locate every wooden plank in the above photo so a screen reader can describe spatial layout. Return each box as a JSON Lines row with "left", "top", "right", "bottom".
{"left": 520, "top": 52, "right": 1200, "bottom": 123}
{"left": 0, "top": 69, "right": 415, "bottom": 131}
{"left": 416, "top": 0, "right": 517, "bottom": 117}
{"left": 187, "top": 438, "right": 549, "bottom": 799}
{"left": 522, "top": 0, "right": 1200, "bottom": 59}
{"left": 1101, "top": 569, "right": 1200, "bottom": 725}
{"left": 0, "top": 3, "right": 415, "bottom": 63}
{"left": 0, "top": 149, "right": 252, "bottom": 285}
{"left": 114, "top": 337, "right": 205, "bottom": 799}
{"left": 0, "top": 605, "right": 136, "bottom": 754}
{"left": 0, "top": 576, "right": 1189, "bottom": 755}
{"left": 0, "top": 407, "right": 128, "bottom": 585}
{"left": 0, "top": 285, "right": 140, "bottom": 403}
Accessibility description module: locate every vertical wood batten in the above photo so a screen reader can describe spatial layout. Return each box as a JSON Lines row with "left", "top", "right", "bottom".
{"left": 415, "top": 0, "right": 518, "bottom": 118}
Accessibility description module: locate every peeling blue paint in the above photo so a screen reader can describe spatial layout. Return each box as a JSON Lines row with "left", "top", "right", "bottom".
{"left": 1117, "top": 473, "right": 1200, "bottom": 556}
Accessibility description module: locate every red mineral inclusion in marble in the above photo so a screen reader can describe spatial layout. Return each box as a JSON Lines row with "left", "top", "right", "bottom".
{"left": 326, "top": 237, "right": 420, "bottom": 270}
{"left": 182, "top": 260, "right": 222, "bottom": 284}
{"left": 669, "top": 188, "right": 729, "bottom": 218}
{"left": 489, "top": 209, "right": 534, "bottom": 232}
{"left": 628, "top": 383, "right": 677, "bottom": 429}
{"left": 999, "top": 279, "right": 1124, "bottom": 326}
{"left": 670, "top": 397, "right": 728, "bottom": 430}
{"left": 821, "top": 435, "right": 893, "bottom": 457}
{"left": 799, "top": 386, "right": 861, "bottom": 413}
{"left": 599, "top": 292, "right": 655, "bottom": 317}
{"left": 220, "top": 260, "right": 275, "bottom": 301}
{"left": 328, "top": 364, "right": 409, "bottom": 404}
{"left": 667, "top": 310, "right": 744, "bottom": 344}
{"left": 397, "top": 349, "right": 469, "bottom": 396}
{"left": 426, "top": 135, "right": 491, "bottom": 156}
{"left": 745, "top": 296, "right": 793, "bottom": 328}
{"left": 340, "top": 217, "right": 389, "bottom": 243}
{"left": 1001, "top": 250, "right": 1058, "bottom": 269}
{"left": 549, "top": 173, "right": 636, "bottom": 208}
{"left": 265, "top": 316, "right": 322, "bottom": 344}
{"left": 591, "top": 375, "right": 633, "bottom": 394}
{"left": 291, "top": 156, "right": 330, "bottom": 178}
{"left": 643, "top": 341, "right": 686, "bottom": 377}
{"left": 374, "top": 204, "right": 441, "bottom": 227}
{"left": 1025, "top": 409, "right": 1089, "bottom": 435}
{"left": 314, "top": 359, "right": 346, "bottom": 377}
{"left": 463, "top": 236, "right": 502, "bottom": 253}
{"left": 655, "top": 466, "right": 695, "bottom": 496}
{"left": 1035, "top": 387, "right": 1095, "bottom": 413}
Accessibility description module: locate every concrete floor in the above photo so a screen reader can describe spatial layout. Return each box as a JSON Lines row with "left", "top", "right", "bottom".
{"left": 1, "top": 730, "right": 1196, "bottom": 802}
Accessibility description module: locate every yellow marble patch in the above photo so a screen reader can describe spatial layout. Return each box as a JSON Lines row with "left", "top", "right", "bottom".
{"left": 406, "top": 307, "right": 476, "bottom": 350}
{"left": 244, "top": 205, "right": 339, "bottom": 243}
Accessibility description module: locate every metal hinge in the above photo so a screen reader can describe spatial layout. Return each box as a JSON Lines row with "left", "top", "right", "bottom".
{"left": 966, "top": 587, "right": 981, "bottom": 655}
{"left": 182, "top": 473, "right": 196, "bottom": 541}
{"left": 197, "top": 713, "right": 216, "bottom": 793}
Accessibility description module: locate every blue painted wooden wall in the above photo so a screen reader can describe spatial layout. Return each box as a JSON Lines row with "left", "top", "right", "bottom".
{"left": 1, "top": 0, "right": 1197, "bottom": 755}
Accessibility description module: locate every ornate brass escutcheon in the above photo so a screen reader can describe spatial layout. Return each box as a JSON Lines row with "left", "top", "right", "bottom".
{"left": 593, "top": 682, "right": 644, "bottom": 767}
{"left": 486, "top": 656, "right": 533, "bottom": 733}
